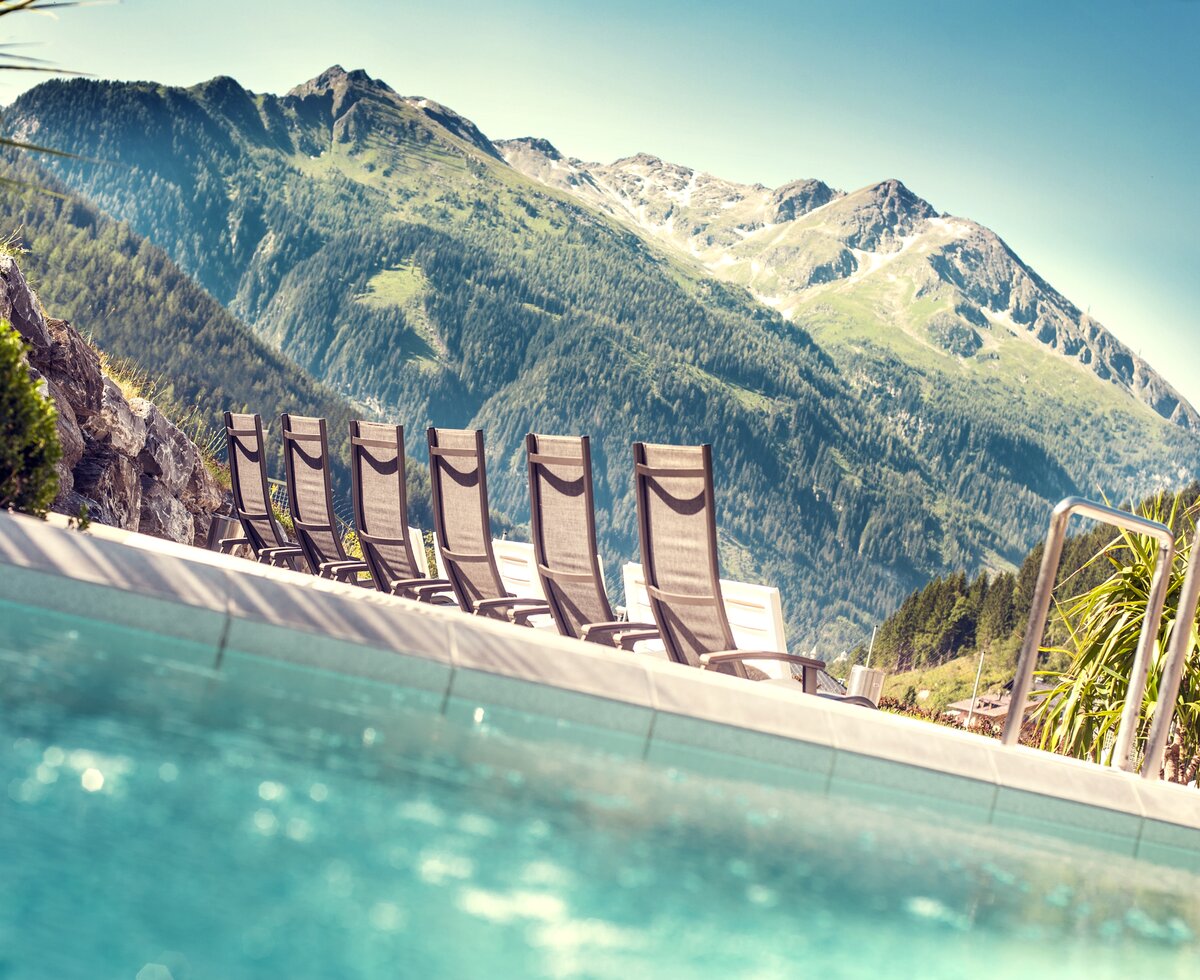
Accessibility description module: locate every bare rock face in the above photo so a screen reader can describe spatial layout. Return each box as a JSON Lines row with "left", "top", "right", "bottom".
{"left": 192, "top": 511, "right": 213, "bottom": 549}
{"left": 85, "top": 378, "right": 147, "bottom": 457}
{"left": 55, "top": 489, "right": 103, "bottom": 522}
{"left": 42, "top": 317, "right": 104, "bottom": 422}
{"left": 130, "top": 398, "right": 193, "bottom": 493}
{"left": 32, "top": 372, "right": 85, "bottom": 498}
{"left": 139, "top": 477, "right": 195, "bottom": 544}
{"left": 181, "top": 452, "right": 224, "bottom": 515}
{"left": 0, "top": 255, "right": 52, "bottom": 360}
{"left": 769, "top": 179, "right": 838, "bottom": 223}
{"left": 72, "top": 441, "right": 142, "bottom": 531}
{"left": 3, "top": 252, "right": 228, "bottom": 545}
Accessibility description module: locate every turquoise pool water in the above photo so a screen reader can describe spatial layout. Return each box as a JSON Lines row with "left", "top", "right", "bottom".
{"left": 1, "top": 598, "right": 1198, "bottom": 979}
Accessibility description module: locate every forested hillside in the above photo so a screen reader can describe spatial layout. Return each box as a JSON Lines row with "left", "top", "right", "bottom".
{"left": 8, "top": 67, "right": 1200, "bottom": 648}
{"left": 856, "top": 484, "right": 1200, "bottom": 674}
{"left": 0, "top": 153, "right": 372, "bottom": 505}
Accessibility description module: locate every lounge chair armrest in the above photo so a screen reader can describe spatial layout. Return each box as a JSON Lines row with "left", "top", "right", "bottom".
{"left": 323, "top": 561, "right": 370, "bottom": 582}
{"left": 700, "top": 651, "right": 824, "bottom": 693}
{"left": 700, "top": 651, "right": 824, "bottom": 670}
{"left": 474, "top": 597, "right": 549, "bottom": 611}
{"left": 218, "top": 536, "right": 250, "bottom": 553}
{"left": 580, "top": 621, "right": 657, "bottom": 647}
{"left": 259, "top": 545, "right": 305, "bottom": 569}
{"left": 412, "top": 582, "right": 458, "bottom": 603}
{"left": 818, "top": 693, "right": 878, "bottom": 709}
{"left": 259, "top": 545, "right": 303, "bottom": 559}
{"left": 617, "top": 629, "right": 662, "bottom": 651}
{"left": 510, "top": 606, "right": 556, "bottom": 626}
{"left": 474, "top": 597, "right": 551, "bottom": 621}
{"left": 390, "top": 576, "right": 452, "bottom": 593}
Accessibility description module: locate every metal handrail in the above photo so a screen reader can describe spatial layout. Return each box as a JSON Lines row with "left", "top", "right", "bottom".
{"left": 1143, "top": 547, "right": 1200, "bottom": 779}
{"left": 1001, "top": 497, "right": 1175, "bottom": 774}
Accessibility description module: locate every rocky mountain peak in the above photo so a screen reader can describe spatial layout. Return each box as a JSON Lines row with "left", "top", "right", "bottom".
{"left": 614, "top": 152, "right": 667, "bottom": 169}
{"left": 769, "top": 178, "right": 840, "bottom": 222}
{"left": 286, "top": 65, "right": 391, "bottom": 98}
{"left": 281, "top": 67, "right": 505, "bottom": 160}
{"left": 823, "top": 178, "right": 939, "bottom": 251}
{"left": 502, "top": 136, "right": 563, "bottom": 160}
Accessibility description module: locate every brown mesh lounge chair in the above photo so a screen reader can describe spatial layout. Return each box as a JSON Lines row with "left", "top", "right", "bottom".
{"left": 526, "top": 433, "right": 659, "bottom": 644}
{"left": 633, "top": 441, "right": 874, "bottom": 705}
{"left": 427, "top": 427, "right": 551, "bottom": 623}
{"left": 222, "top": 412, "right": 305, "bottom": 570}
{"left": 280, "top": 413, "right": 370, "bottom": 583}
{"left": 349, "top": 420, "right": 456, "bottom": 602}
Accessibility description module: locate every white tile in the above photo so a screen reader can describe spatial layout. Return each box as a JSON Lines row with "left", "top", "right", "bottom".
{"left": 0, "top": 510, "right": 230, "bottom": 614}
{"left": 991, "top": 744, "right": 1145, "bottom": 817}
{"left": 991, "top": 788, "right": 1141, "bottom": 857}
{"left": 645, "top": 738, "right": 831, "bottom": 795}
{"left": 443, "top": 690, "right": 650, "bottom": 759}
{"left": 649, "top": 712, "right": 834, "bottom": 780}
{"left": 830, "top": 704, "right": 1000, "bottom": 784}
{"left": 0, "top": 563, "right": 227, "bottom": 657}
{"left": 449, "top": 618, "right": 658, "bottom": 710}
{"left": 448, "top": 666, "right": 654, "bottom": 741}
{"left": 830, "top": 752, "right": 997, "bottom": 818}
{"left": 222, "top": 617, "right": 453, "bottom": 694}
{"left": 644, "top": 658, "right": 838, "bottom": 748}
{"left": 1132, "top": 777, "right": 1200, "bottom": 831}
{"left": 224, "top": 573, "right": 455, "bottom": 664}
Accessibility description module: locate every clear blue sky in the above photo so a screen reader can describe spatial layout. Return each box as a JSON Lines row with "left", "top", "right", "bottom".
{"left": 4, "top": 0, "right": 1197, "bottom": 406}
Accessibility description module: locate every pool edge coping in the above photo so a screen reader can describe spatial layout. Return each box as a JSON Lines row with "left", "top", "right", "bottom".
{"left": 1, "top": 510, "right": 1197, "bottom": 865}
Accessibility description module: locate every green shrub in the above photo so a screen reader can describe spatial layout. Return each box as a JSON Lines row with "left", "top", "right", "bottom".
{"left": 0, "top": 318, "right": 60, "bottom": 515}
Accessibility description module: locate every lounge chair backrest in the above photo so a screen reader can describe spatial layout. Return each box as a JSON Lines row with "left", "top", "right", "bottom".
{"left": 349, "top": 420, "right": 429, "bottom": 591}
{"left": 224, "top": 411, "right": 289, "bottom": 557}
{"left": 426, "top": 427, "right": 507, "bottom": 612}
{"left": 622, "top": 561, "right": 790, "bottom": 677}
{"left": 432, "top": 536, "right": 544, "bottom": 596}
{"left": 281, "top": 414, "right": 347, "bottom": 573}
{"left": 633, "top": 441, "right": 748, "bottom": 676}
{"left": 526, "top": 433, "right": 614, "bottom": 638}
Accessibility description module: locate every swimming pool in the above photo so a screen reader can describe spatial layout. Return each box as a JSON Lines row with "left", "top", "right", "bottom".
{"left": 2, "top": 596, "right": 1198, "bottom": 979}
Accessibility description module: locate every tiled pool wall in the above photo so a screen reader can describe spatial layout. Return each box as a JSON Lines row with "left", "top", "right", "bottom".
{"left": 1, "top": 510, "right": 1198, "bottom": 869}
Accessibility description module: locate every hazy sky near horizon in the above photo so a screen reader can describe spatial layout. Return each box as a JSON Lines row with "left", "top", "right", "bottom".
{"left": 3, "top": 0, "right": 1197, "bottom": 405}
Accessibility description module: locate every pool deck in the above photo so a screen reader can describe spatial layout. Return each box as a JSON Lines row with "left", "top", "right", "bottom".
{"left": 1, "top": 509, "right": 1197, "bottom": 868}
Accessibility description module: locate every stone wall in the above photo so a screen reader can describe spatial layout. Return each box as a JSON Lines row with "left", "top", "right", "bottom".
{"left": 1, "top": 255, "right": 226, "bottom": 546}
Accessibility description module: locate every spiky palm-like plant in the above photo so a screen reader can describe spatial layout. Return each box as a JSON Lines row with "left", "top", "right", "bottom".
{"left": 1, "top": 0, "right": 92, "bottom": 187}
{"left": 1034, "top": 490, "right": 1200, "bottom": 782}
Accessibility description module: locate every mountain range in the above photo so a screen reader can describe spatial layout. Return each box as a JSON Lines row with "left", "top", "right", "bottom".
{"left": 498, "top": 140, "right": 1194, "bottom": 429}
{"left": 4, "top": 65, "right": 1197, "bottom": 650}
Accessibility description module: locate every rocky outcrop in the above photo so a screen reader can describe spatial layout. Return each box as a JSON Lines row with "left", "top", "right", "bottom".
{"left": 2, "top": 254, "right": 226, "bottom": 545}
{"left": 769, "top": 179, "right": 839, "bottom": 223}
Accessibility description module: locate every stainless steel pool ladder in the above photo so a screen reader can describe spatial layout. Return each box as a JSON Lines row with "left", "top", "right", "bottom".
{"left": 1001, "top": 496, "right": 1187, "bottom": 779}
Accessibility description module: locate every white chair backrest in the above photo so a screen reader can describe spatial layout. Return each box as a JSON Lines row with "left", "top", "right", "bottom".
{"left": 408, "top": 526, "right": 431, "bottom": 578}
{"left": 492, "top": 539, "right": 546, "bottom": 599}
{"left": 621, "top": 562, "right": 790, "bottom": 676}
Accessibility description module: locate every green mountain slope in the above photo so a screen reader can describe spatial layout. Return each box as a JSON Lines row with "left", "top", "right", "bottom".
{"left": 7, "top": 67, "right": 1199, "bottom": 649}
{"left": 0, "top": 152, "right": 361, "bottom": 497}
